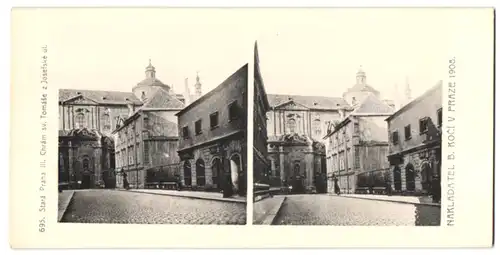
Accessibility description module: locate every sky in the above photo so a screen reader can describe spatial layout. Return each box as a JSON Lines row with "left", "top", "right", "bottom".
{"left": 253, "top": 8, "right": 456, "bottom": 102}
{"left": 42, "top": 8, "right": 467, "bottom": 103}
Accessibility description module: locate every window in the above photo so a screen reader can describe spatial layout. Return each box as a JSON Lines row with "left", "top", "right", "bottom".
{"left": 437, "top": 108, "right": 443, "bottom": 127}
{"left": 354, "top": 147, "right": 360, "bottom": 169}
{"left": 228, "top": 101, "right": 239, "bottom": 121}
{"left": 75, "top": 112, "right": 86, "bottom": 128}
{"left": 313, "top": 119, "right": 321, "bottom": 136}
{"left": 182, "top": 126, "right": 189, "bottom": 139}
{"left": 392, "top": 131, "right": 399, "bottom": 145}
{"left": 210, "top": 112, "right": 219, "bottom": 129}
{"left": 419, "top": 117, "right": 429, "bottom": 133}
{"left": 143, "top": 116, "right": 149, "bottom": 129}
{"left": 115, "top": 152, "right": 120, "bottom": 167}
{"left": 143, "top": 142, "right": 149, "bottom": 164}
{"left": 103, "top": 113, "right": 111, "bottom": 131}
{"left": 135, "top": 144, "right": 140, "bottom": 165}
{"left": 404, "top": 125, "right": 411, "bottom": 140}
{"left": 195, "top": 119, "right": 202, "bottom": 135}
{"left": 287, "top": 118, "right": 296, "bottom": 134}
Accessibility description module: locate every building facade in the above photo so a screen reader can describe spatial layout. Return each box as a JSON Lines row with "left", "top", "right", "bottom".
{"left": 58, "top": 60, "right": 191, "bottom": 190}
{"left": 253, "top": 42, "right": 272, "bottom": 185}
{"left": 113, "top": 80, "right": 185, "bottom": 189}
{"left": 58, "top": 89, "right": 143, "bottom": 189}
{"left": 324, "top": 94, "right": 394, "bottom": 194}
{"left": 176, "top": 64, "right": 248, "bottom": 197}
{"left": 386, "top": 82, "right": 442, "bottom": 195}
{"left": 265, "top": 94, "right": 350, "bottom": 193}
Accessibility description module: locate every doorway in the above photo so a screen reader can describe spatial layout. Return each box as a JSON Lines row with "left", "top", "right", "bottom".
{"left": 183, "top": 161, "right": 192, "bottom": 186}
{"left": 212, "top": 158, "right": 223, "bottom": 190}
{"left": 230, "top": 154, "right": 241, "bottom": 193}
{"left": 81, "top": 174, "right": 91, "bottom": 189}
{"left": 393, "top": 166, "right": 402, "bottom": 192}
{"left": 405, "top": 163, "right": 416, "bottom": 191}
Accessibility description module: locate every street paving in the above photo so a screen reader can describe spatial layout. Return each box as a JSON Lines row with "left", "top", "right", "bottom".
{"left": 274, "top": 194, "right": 440, "bottom": 226}
{"left": 61, "top": 189, "right": 246, "bottom": 224}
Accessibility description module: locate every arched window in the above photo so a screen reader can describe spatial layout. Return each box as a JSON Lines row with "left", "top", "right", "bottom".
{"left": 75, "top": 113, "right": 86, "bottom": 129}
{"left": 196, "top": 159, "right": 206, "bottom": 186}
{"left": 287, "top": 118, "right": 296, "bottom": 134}
{"left": 103, "top": 113, "right": 111, "bottom": 131}
{"left": 313, "top": 119, "right": 321, "bottom": 135}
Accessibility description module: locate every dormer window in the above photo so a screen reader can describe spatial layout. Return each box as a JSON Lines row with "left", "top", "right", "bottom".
{"left": 313, "top": 102, "right": 318, "bottom": 106}
{"left": 102, "top": 96, "right": 107, "bottom": 100}
{"left": 76, "top": 92, "right": 82, "bottom": 95}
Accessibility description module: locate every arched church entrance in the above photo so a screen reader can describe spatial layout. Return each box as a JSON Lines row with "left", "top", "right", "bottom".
{"left": 291, "top": 161, "right": 304, "bottom": 194}
{"left": 80, "top": 157, "right": 92, "bottom": 189}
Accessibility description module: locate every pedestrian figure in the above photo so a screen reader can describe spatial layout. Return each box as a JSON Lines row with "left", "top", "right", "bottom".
{"left": 431, "top": 174, "right": 441, "bottom": 203}
{"left": 333, "top": 176, "right": 340, "bottom": 195}
{"left": 222, "top": 174, "right": 232, "bottom": 198}
{"left": 123, "top": 172, "right": 130, "bottom": 190}
{"left": 175, "top": 174, "right": 182, "bottom": 191}
{"left": 385, "top": 181, "right": 392, "bottom": 196}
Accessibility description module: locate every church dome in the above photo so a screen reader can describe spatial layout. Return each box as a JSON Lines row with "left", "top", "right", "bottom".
{"left": 133, "top": 59, "right": 171, "bottom": 90}
{"left": 132, "top": 59, "right": 171, "bottom": 100}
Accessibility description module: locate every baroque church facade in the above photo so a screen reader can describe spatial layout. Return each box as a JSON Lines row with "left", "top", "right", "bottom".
{"left": 265, "top": 67, "right": 401, "bottom": 194}
{"left": 58, "top": 60, "right": 202, "bottom": 190}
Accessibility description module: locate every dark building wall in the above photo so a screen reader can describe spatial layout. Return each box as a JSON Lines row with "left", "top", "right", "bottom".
{"left": 386, "top": 82, "right": 443, "bottom": 194}
{"left": 253, "top": 58, "right": 271, "bottom": 184}
{"left": 177, "top": 65, "right": 248, "bottom": 151}
{"left": 176, "top": 64, "right": 248, "bottom": 195}
{"left": 387, "top": 84, "right": 442, "bottom": 155}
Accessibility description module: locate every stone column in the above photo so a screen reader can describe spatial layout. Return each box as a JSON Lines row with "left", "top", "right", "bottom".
{"left": 94, "top": 146, "right": 102, "bottom": 184}
{"left": 68, "top": 141, "right": 74, "bottom": 186}
{"left": 305, "top": 150, "right": 314, "bottom": 189}
{"left": 270, "top": 158, "right": 276, "bottom": 177}
{"left": 390, "top": 165, "right": 395, "bottom": 191}
{"left": 191, "top": 159, "right": 197, "bottom": 187}
{"left": 279, "top": 146, "right": 285, "bottom": 182}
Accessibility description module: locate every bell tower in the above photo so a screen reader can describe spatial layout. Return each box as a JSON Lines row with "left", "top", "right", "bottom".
{"left": 145, "top": 59, "right": 156, "bottom": 79}
{"left": 194, "top": 71, "right": 202, "bottom": 99}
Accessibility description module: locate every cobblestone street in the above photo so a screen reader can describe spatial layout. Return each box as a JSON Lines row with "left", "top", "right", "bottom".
{"left": 274, "top": 195, "right": 440, "bottom": 226}
{"left": 61, "top": 190, "right": 246, "bottom": 224}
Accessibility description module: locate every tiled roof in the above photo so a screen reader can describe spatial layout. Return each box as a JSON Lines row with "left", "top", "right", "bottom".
{"left": 135, "top": 78, "right": 170, "bottom": 89}
{"left": 142, "top": 88, "right": 185, "bottom": 109}
{"left": 267, "top": 94, "right": 349, "bottom": 110}
{"left": 59, "top": 89, "right": 142, "bottom": 105}
{"left": 351, "top": 93, "right": 394, "bottom": 114}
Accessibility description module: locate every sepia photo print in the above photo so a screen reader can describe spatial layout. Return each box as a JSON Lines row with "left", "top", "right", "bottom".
{"left": 252, "top": 10, "right": 445, "bottom": 226}
{"left": 56, "top": 12, "right": 250, "bottom": 224}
